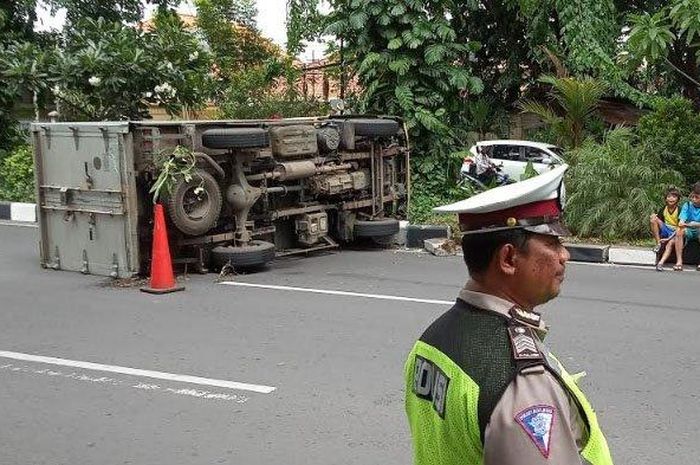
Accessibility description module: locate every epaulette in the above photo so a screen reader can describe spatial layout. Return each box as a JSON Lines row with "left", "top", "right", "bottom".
{"left": 508, "top": 324, "right": 544, "bottom": 362}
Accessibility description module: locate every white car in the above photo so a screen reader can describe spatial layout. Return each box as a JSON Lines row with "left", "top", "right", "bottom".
{"left": 461, "top": 140, "right": 566, "bottom": 182}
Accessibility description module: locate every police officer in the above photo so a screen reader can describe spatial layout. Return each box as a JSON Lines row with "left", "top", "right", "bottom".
{"left": 404, "top": 165, "right": 614, "bottom": 465}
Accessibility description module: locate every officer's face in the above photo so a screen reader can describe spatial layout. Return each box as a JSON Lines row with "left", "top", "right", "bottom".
{"left": 513, "top": 234, "right": 570, "bottom": 307}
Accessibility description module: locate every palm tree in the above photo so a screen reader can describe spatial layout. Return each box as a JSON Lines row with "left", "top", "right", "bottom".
{"left": 518, "top": 75, "right": 607, "bottom": 148}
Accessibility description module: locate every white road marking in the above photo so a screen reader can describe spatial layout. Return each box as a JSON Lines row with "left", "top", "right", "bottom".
{"left": 220, "top": 281, "right": 454, "bottom": 305}
{"left": 0, "top": 351, "right": 275, "bottom": 394}
{"left": 1, "top": 363, "right": 121, "bottom": 386}
{"left": 1, "top": 364, "right": 249, "bottom": 403}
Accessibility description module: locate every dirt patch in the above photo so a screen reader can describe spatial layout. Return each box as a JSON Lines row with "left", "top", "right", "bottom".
{"left": 98, "top": 276, "right": 149, "bottom": 288}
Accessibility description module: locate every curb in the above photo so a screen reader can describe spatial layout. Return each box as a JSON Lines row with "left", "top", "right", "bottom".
{"left": 0, "top": 211, "right": 673, "bottom": 268}
{"left": 564, "top": 243, "right": 610, "bottom": 263}
{"left": 406, "top": 224, "right": 451, "bottom": 248}
{"left": 407, "top": 224, "right": 658, "bottom": 267}
{"left": 0, "top": 201, "right": 36, "bottom": 223}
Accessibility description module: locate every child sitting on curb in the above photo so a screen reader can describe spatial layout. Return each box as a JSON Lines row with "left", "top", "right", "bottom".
{"left": 671, "top": 182, "right": 700, "bottom": 271}
{"left": 652, "top": 187, "right": 681, "bottom": 271}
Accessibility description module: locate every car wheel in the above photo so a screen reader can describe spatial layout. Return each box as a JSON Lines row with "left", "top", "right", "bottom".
{"left": 202, "top": 128, "right": 270, "bottom": 150}
{"left": 354, "top": 218, "right": 400, "bottom": 238}
{"left": 165, "top": 169, "right": 222, "bottom": 236}
{"left": 211, "top": 241, "right": 276, "bottom": 269}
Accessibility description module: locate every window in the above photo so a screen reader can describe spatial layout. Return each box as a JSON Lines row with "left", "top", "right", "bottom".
{"left": 522, "top": 147, "right": 549, "bottom": 163}
{"left": 491, "top": 145, "right": 521, "bottom": 161}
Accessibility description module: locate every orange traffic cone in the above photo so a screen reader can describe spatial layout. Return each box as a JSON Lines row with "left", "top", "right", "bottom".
{"left": 141, "top": 204, "right": 185, "bottom": 294}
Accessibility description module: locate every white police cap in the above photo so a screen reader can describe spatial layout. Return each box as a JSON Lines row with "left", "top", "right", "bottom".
{"left": 434, "top": 164, "right": 569, "bottom": 236}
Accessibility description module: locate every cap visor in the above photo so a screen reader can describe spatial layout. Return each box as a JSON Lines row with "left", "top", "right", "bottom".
{"left": 522, "top": 221, "right": 569, "bottom": 237}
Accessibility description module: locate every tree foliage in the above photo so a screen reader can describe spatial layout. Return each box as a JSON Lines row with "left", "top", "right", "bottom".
{"left": 326, "top": 0, "right": 483, "bottom": 140}
{"left": 286, "top": 0, "right": 326, "bottom": 56}
{"left": 45, "top": 0, "right": 182, "bottom": 27}
{"left": 0, "top": 1, "right": 40, "bottom": 157}
{"left": 626, "top": 0, "right": 700, "bottom": 106}
{"left": 50, "top": 14, "right": 213, "bottom": 120}
{"left": 195, "top": 0, "right": 280, "bottom": 95}
{"left": 1, "top": 0, "right": 37, "bottom": 40}
{"left": 637, "top": 96, "right": 700, "bottom": 184}
{"left": 519, "top": 75, "right": 608, "bottom": 148}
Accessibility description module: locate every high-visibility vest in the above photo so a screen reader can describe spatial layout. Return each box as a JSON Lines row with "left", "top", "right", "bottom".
{"left": 404, "top": 299, "right": 614, "bottom": 465}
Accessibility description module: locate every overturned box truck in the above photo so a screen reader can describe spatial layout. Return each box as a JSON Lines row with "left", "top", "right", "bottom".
{"left": 31, "top": 116, "right": 410, "bottom": 278}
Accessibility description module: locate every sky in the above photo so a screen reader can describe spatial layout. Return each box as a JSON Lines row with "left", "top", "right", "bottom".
{"left": 33, "top": 0, "right": 327, "bottom": 62}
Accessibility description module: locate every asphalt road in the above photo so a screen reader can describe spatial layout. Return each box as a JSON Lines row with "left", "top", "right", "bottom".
{"left": 0, "top": 224, "right": 698, "bottom": 465}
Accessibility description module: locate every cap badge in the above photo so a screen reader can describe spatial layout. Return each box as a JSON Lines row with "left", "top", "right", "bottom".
{"left": 506, "top": 217, "right": 517, "bottom": 227}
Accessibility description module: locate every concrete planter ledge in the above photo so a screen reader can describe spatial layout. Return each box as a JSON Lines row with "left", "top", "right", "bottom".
{"left": 0, "top": 201, "right": 36, "bottom": 223}
{"left": 563, "top": 243, "right": 610, "bottom": 263}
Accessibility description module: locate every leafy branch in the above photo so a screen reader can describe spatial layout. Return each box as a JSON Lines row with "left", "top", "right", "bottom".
{"left": 149, "top": 145, "right": 199, "bottom": 204}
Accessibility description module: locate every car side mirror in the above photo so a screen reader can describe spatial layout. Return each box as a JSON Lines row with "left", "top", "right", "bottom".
{"left": 541, "top": 157, "right": 552, "bottom": 165}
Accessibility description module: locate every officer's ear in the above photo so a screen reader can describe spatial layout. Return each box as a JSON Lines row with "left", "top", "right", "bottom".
{"left": 495, "top": 243, "right": 518, "bottom": 276}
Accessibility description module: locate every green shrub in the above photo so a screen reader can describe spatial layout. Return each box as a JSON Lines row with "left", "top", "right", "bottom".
{"left": 637, "top": 97, "right": 700, "bottom": 185}
{"left": 565, "top": 128, "right": 685, "bottom": 241}
{"left": 0, "top": 144, "right": 34, "bottom": 202}
{"left": 408, "top": 149, "right": 469, "bottom": 226}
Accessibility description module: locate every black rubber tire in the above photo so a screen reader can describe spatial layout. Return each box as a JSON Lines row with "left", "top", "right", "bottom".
{"left": 165, "top": 169, "right": 222, "bottom": 236}
{"left": 202, "top": 128, "right": 270, "bottom": 149}
{"left": 351, "top": 119, "right": 400, "bottom": 137}
{"left": 354, "top": 218, "right": 400, "bottom": 238}
{"left": 211, "top": 241, "right": 276, "bottom": 269}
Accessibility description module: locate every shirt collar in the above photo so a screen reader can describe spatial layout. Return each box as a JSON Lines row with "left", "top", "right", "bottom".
{"left": 458, "top": 282, "right": 548, "bottom": 336}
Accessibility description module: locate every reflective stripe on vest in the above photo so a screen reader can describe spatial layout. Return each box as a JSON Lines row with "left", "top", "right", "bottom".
{"left": 542, "top": 349, "right": 614, "bottom": 465}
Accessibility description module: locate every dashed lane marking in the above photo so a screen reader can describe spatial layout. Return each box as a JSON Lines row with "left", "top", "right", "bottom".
{"left": 0, "top": 350, "right": 275, "bottom": 394}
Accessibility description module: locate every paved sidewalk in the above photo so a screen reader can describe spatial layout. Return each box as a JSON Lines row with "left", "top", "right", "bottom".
{"left": 607, "top": 246, "right": 656, "bottom": 266}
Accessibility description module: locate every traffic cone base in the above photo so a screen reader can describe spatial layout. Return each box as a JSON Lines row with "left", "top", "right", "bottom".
{"left": 140, "top": 283, "right": 185, "bottom": 294}
{"left": 141, "top": 203, "right": 185, "bottom": 294}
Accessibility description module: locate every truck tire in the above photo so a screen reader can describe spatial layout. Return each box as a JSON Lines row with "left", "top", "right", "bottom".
{"left": 202, "top": 128, "right": 270, "bottom": 149}
{"left": 354, "top": 218, "right": 400, "bottom": 238}
{"left": 211, "top": 241, "right": 276, "bottom": 269}
{"left": 166, "top": 169, "right": 222, "bottom": 236}
{"left": 351, "top": 119, "right": 400, "bottom": 137}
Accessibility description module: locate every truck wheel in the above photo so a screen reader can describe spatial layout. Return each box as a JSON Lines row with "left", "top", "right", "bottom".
{"left": 202, "top": 128, "right": 269, "bottom": 149}
{"left": 211, "top": 241, "right": 276, "bottom": 269}
{"left": 354, "top": 218, "right": 400, "bottom": 238}
{"left": 166, "top": 169, "right": 222, "bottom": 236}
{"left": 351, "top": 119, "right": 400, "bottom": 137}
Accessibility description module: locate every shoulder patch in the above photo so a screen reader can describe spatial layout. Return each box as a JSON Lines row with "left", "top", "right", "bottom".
{"left": 515, "top": 405, "right": 555, "bottom": 458}
{"left": 412, "top": 355, "right": 450, "bottom": 418}
{"left": 508, "top": 326, "right": 542, "bottom": 361}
